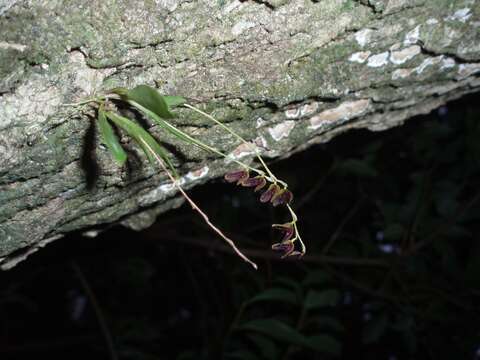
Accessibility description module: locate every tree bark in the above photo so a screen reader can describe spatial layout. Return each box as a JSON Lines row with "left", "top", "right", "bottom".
{"left": 0, "top": 0, "right": 479, "bottom": 269}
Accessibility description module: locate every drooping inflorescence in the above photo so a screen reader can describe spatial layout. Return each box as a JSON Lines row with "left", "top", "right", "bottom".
{"left": 225, "top": 169, "right": 304, "bottom": 258}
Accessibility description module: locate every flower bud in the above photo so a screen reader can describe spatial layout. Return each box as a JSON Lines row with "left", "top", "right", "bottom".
{"left": 271, "top": 189, "right": 293, "bottom": 207}
{"left": 260, "top": 184, "right": 281, "bottom": 203}
{"left": 272, "top": 223, "right": 294, "bottom": 242}
{"left": 239, "top": 176, "right": 266, "bottom": 191}
{"left": 271, "top": 240, "right": 294, "bottom": 257}
{"left": 224, "top": 169, "right": 249, "bottom": 184}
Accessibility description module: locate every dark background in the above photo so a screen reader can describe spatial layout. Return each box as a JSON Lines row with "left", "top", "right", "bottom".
{"left": 1, "top": 93, "right": 480, "bottom": 360}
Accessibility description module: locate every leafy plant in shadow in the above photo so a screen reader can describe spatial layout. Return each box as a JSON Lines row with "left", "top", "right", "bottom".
{"left": 176, "top": 270, "right": 344, "bottom": 360}
{"left": 65, "top": 85, "right": 306, "bottom": 268}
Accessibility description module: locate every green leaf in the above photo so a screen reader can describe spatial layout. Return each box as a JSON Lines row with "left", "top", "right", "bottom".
{"left": 109, "top": 87, "right": 128, "bottom": 96}
{"left": 240, "top": 319, "right": 340, "bottom": 355}
{"left": 247, "top": 288, "right": 298, "bottom": 306}
{"left": 163, "top": 95, "right": 187, "bottom": 108}
{"left": 302, "top": 270, "right": 331, "bottom": 286}
{"left": 128, "top": 100, "right": 222, "bottom": 156}
{"left": 246, "top": 333, "right": 279, "bottom": 360}
{"left": 105, "top": 112, "right": 178, "bottom": 177}
{"left": 239, "top": 319, "right": 307, "bottom": 348}
{"left": 304, "top": 289, "right": 340, "bottom": 310}
{"left": 124, "top": 85, "right": 175, "bottom": 119}
{"left": 306, "top": 335, "right": 341, "bottom": 356}
{"left": 97, "top": 107, "right": 127, "bottom": 165}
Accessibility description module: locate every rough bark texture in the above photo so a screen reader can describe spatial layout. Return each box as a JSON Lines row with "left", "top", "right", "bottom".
{"left": 0, "top": 0, "right": 479, "bottom": 269}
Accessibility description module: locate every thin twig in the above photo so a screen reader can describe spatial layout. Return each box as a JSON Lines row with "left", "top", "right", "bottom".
{"left": 137, "top": 137, "right": 258, "bottom": 269}
{"left": 71, "top": 261, "right": 118, "bottom": 360}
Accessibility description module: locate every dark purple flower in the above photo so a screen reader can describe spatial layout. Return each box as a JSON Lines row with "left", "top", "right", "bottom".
{"left": 271, "top": 240, "right": 295, "bottom": 257}
{"left": 271, "top": 189, "right": 294, "bottom": 207}
{"left": 260, "top": 184, "right": 281, "bottom": 203}
{"left": 272, "top": 223, "right": 294, "bottom": 242}
{"left": 253, "top": 177, "right": 267, "bottom": 192}
{"left": 240, "top": 176, "right": 266, "bottom": 192}
{"left": 224, "top": 169, "right": 249, "bottom": 184}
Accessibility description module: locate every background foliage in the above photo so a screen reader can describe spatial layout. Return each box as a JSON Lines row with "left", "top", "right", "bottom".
{"left": 1, "top": 94, "right": 479, "bottom": 360}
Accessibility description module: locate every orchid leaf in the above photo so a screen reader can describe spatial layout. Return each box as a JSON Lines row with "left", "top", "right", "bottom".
{"left": 128, "top": 100, "right": 222, "bottom": 156}
{"left": 105, "top": 112, "right": 178, "bottom": 177}
{"left": 125, "top": 85, "right": 174, "bottom": 119}
{"left": 97, "top": 107, "right": 127, "bottom": 166}
{"left": 163, "top": 95, "right": 187, "bottom": 108}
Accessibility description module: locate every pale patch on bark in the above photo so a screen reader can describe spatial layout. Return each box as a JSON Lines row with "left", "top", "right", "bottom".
{"left": 355, "top": 29, "right": 373, "bottom": 47}
{"left": 185, "top": 166, "right": 209, "bottom": 181}
{"left": 268, "top": 120, "right": 295, "bottom": 141}
{"left": 415, "top": 56, "right": 443, "bottom": 74}
{"left": 404, "top": 25, "right": 421, "bottom": 45}
{"left": 285, "top": 107, "right": 301, "bottom": 119}
{"left": 392, "top": 68, "right": 414, "bottom": 80}
{"left": 457, "top": 63, "right": 480, "bottom": 79}
{"left": 441, "top": 57, "right": 456, "bottom": 70}
{"left": 0, "top": 41, "right": 27, "bottom": 51}
{"left": 225, "top": 142, "right": 257, "bottom": 163}
{"left": 390, "top": 45, "right": 421, "bottom": 65}
{"left": 256, "top": 117, "right": 266, "bottom": 128}
{"left": 367, "top": 52, "right": 389, "bottom": 68}
{"left": 300, "top": 102, "right": 319, "bottom": 117}
{"left": 445, "top": 8, "right": 471, "bottom": 23}
{"left": 349, "top": 51, "right": 371, "bottom": 63}
{"left": 309, "top": 99, "right": 371, "bottom": 131}
{"left": 232, "top": 20, "right": 256, "bottom": 36}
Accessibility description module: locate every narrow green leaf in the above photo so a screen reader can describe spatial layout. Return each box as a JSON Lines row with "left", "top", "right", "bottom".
{"left": 109, "top": 87, "right": 128, "bottom": 96}
{"left": 125, "top": 85, "right": 175, "bottom": 119}
{"left": 105, "top": 112, "right": 178, "bottom": 177}
{"left": 239, "top": 319, "right": 307, "bottom": 348}
{"left": 97, "top": 108, "right": 127, "bottom": 165}
{"left": 247, "top": 288, "right": 298, "bottom": 306}
{"left": 306, "top": 335, "right": 341, "bottom": 356}
{"left": 304, "top": 289, "right": 340, "bottom": 310}
{"left": 128, "top": 100, "right": 223, "bottom": 156}
{"left": 163, "top": 95, "right": 187, "bottom": 108}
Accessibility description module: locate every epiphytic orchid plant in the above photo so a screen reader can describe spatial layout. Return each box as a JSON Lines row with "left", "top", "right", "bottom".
{"left": 65, "top": 85, "right": 306, "bottom": 268}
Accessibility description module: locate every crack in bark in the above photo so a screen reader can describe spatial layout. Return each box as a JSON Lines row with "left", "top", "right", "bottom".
{"left": 418, "top": 42, "right": 480, "bottom": 65}
{"left": 240, "top": 0, "right": 275, "bottom": 11}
